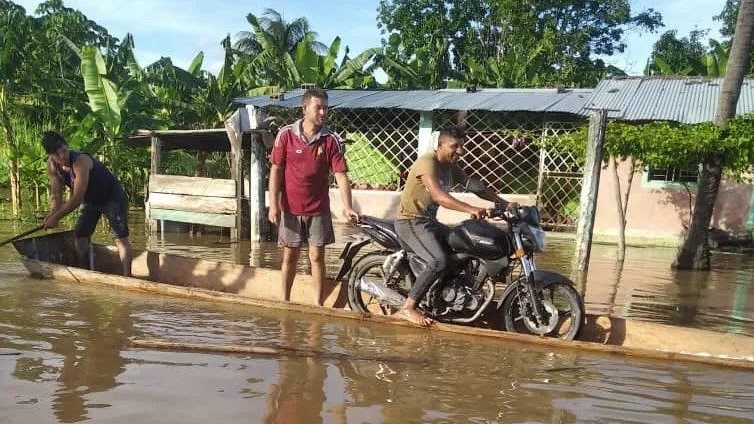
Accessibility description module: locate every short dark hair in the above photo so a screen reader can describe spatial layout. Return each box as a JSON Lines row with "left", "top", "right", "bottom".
{"left": 42, "top": 131, "right": 67, "bottom": 154}
{"left": 302, "top": 87, "right": 328, "bottom": 105}
{"left": 437, "top": 126, "right": 465, "bottom": 145}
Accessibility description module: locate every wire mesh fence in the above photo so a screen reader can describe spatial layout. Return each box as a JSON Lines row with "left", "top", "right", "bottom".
{"left": 259, "top": 105, "right": 585, "bottom": 229}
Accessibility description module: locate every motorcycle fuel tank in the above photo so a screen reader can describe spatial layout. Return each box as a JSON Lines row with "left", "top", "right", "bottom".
{"left": 447, "top": 219, "right": 512, "bottom": 260}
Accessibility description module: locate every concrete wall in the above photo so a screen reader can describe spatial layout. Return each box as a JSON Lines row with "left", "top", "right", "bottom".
{"left": 328, "top": 189, "right": 536, "bottom": 224}
{"left": 322, "top": 161, "right": 754, "bottom": 245}
{"left": 592, "top": 161, "right": 753, "bottom": 241}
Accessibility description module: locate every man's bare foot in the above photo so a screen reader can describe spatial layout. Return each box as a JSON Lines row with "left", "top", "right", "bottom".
{"left": 400, "top": 307, "right": 434, "bottom": 327}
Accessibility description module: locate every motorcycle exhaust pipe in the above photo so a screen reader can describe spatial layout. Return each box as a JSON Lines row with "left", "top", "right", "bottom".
{"left": 358, "top": 277, "right": 406, "bottom": 308}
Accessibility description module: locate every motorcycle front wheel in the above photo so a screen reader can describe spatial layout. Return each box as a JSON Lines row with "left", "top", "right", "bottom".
{"left": 500, "top": 280, "right": 583, "bottom": 340}
{"left": 347, "top": 253, "right": 406, "bottom": 316}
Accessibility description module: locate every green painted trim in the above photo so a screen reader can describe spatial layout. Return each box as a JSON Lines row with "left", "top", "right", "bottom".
{"left": 149, "top": 208, "right": 236, "bottom": 228}
{"left": 641, "top": 165, "right": 698, "bottom": 190}
{"left": 545, "top": 231, "right": 682, "bottom": 248}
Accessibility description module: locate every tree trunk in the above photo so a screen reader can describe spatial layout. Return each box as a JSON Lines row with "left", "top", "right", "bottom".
{"left": 674, "top": 0, "right": 754, "bottom": 270}
{"left": 611, "top": 156, "right": 637, "bottom": 262}
{"left": 0, "top": 86, "right": 21, "bottom": 215}
{"left": 610, "top": 157, "right": 626, "bottom": 261}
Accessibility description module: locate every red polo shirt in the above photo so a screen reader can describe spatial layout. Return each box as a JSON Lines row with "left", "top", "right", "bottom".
{"left": 270, "top": 120, "right": 348, "bottom": 215}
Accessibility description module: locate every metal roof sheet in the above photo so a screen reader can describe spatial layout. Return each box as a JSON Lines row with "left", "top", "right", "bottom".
{"left": 237, "top": 79, "right": 754, "bottom": 124}
{"left": 235, "top": 88, "right": 594, "bottom": 115}
{"left": 586, "top": 77, "right": 754, "bottom": 124}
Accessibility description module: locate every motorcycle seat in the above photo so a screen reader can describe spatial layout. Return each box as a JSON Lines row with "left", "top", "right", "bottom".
{"left": 357, "top": 215, "right": 401, "bottom": 250}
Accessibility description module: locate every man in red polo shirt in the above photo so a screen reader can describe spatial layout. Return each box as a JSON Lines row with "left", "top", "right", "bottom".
{"left": 268, "top": 88, "right": 359, "bottom": 306}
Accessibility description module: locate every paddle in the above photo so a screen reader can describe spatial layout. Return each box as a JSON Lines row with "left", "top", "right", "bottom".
{"left": 0, "top": 224, "right": 45, "bottom": 248}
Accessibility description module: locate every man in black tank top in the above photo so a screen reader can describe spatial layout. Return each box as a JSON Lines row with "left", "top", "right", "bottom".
{"left": 41, "top": 131, "right": 132, "bottom": 276}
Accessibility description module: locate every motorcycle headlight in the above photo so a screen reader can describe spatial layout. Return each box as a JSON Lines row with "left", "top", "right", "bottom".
{"left": 529, "top": 226, "right": 546, "bottom": 251}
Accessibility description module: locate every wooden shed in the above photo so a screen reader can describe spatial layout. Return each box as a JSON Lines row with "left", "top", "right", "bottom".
{"left": 126, "top": 117, "right": 272, "bottom": 242}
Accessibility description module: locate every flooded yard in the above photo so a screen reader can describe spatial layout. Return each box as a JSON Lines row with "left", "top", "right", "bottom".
{"left": 1, "top": 211, "right": 754, "bottom": 423}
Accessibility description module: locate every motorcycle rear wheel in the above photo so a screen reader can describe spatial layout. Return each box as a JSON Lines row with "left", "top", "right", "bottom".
{"left": 500, "top": 280, "right": 583, "bottom": 340}
{"left": 347, "top": 253, "right": 406, "bottom": 316}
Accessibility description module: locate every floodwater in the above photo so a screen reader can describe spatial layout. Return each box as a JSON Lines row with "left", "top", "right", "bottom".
{"left": 1, "top": 211, "right": 754, "bottom": 423}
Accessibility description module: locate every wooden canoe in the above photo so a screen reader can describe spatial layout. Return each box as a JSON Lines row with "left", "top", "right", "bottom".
{"left": 11, "top": 230, "right": 754, "bottom": 369}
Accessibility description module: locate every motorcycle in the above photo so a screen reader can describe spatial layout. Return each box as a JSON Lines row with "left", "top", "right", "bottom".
{"left": 334, "top": 204, "right": 584, "bottom": 340}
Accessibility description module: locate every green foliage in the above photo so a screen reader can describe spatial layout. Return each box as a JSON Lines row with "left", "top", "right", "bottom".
{"left": 715, "top": 0, "right": 743, "bottom": 38}
{"left": 645, "top": 29, "right": 733, "bottom": 77}
{"left": 80, "top": 45, "right": 123, "bottom": 138}
{"left": 160, "top": 151, "right": 231, "bottom": 179}
{"left": 0, "top": 117, "right": 47, "bottom": 186}
{"left": 644, "top": 29, "right": 710, "bottom": 76}
{"left": 237, "top": 10, "right": 380, "bottom": 90}
{"left": 377, "top": 0, "right": 663, "bottom": 88}
{"left": 344, "top": 134, "right": 399, "bottom": 187}
{"left": 547, "top": 117, "right": 754, "bottom": 180}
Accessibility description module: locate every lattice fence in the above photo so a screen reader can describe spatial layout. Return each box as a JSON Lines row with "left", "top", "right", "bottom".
{"left": 259, "top": 105, "right": 585, "bottom": 229}
{"left": 539, "top": 121, "right": 585, "bottom": 229}
{"left": 262, "top": 107, "right": 419, "bottom": 190}
{"left": 434, "top": 110, "right": 542, "bottom": 193}
{"left": 329, "top": 108, "right": 419, "bottom": 190}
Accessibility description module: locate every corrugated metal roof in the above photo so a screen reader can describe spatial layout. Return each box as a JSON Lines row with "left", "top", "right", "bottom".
{"left": 235, "top": 88, "right": 594, "bottom": 115}
{"left": 236, "top": 79, "right": 754, "bottom": 124}
{"left": 586, "top": 77, "right": 754, "bottom": 124}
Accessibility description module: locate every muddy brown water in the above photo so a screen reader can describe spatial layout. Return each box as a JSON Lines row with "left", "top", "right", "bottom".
{"left": 1, "top": 211, "right": 754, "bottom": 423}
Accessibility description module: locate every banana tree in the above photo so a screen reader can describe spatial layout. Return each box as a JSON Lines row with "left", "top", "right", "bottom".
{"left": 291, "top": 35, "right": 380, "bottom": 88}
{"left": 62, "top": 36, "right": 157, "bottom": 200}
{"left": 465, "top": 40, "right": 547, "bottom": 88}
{"left": 704, "top": 40, "right": 730, "bottom": 77}
{"left": 0, "top": 0, "right": 35, "bottom": 215}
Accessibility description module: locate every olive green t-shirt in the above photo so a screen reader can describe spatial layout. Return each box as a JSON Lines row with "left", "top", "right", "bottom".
{"left": 398, "top": 153, "right": 467, "bottom": 219}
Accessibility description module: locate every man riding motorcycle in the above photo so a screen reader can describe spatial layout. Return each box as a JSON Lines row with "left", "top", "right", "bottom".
{"left": 395, "top": 127, "right": 517, "bottom": 326}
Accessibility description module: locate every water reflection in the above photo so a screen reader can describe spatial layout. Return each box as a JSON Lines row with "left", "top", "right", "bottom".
{"left": 0, "top": 274, "right": 131, "bottom": 422}
{"left": 48, "top": 297, "right": 130, "bottom": 422}
{"left": 262, "top": 319, "right": 329, "bottom": 424}
{"left": 1, "top": 272, "right": 754, "bottom": 423}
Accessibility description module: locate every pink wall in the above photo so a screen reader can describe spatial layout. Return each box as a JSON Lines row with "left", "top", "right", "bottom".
{"left": 592, "top": 161, "right": 753, "bottom": 239}
{"left": 322, "top": 162, "right": 753, "bottom": 243}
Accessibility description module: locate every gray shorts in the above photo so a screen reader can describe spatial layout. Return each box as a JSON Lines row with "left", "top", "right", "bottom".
{"left": 278, "top": 212, "right": 335, "bottom": 247}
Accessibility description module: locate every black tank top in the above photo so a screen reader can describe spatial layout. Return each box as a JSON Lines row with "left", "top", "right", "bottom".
{"left": 51, "top": 150, "right": 122, "bottom": 205}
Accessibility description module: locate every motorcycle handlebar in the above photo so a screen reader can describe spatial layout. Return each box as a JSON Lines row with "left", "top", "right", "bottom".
{"left": 488, "top": 205, "right": 511, "bottom": 220}
{"left": 488, "top": 203, "right": 522, "bottom": 221}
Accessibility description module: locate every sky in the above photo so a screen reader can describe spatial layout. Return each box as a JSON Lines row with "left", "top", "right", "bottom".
{"left": 15, "top": 0, "right": 728, "bottom": 80}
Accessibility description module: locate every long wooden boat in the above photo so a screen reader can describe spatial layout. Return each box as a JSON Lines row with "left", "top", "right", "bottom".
{"left": 11, "top": 230, "right": 754, "bottom": 369}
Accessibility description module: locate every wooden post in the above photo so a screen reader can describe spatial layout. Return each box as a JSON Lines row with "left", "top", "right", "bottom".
{"left": 536, "top": 123, "right": 548, "bottom": 207}
{"left": 573, "top": 109, "right": 606, "bottom": 272}
{"left": 248, "top": 133, "right": 268, "bottom": 241}
{"left": 148, "top": 135, "right": 162, "bottom": 234}
{"left": 230, "top": 137, "right": 242, "bottom": 242}
{"left": 456, "top": 110, "right": 468, "bottom": 131}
